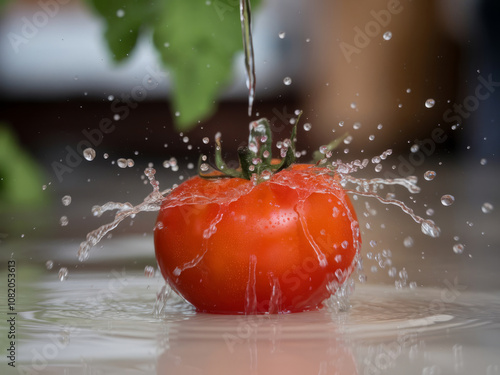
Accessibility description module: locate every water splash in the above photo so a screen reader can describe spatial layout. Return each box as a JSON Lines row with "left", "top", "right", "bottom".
{"left": 77, "top": 125, "right": 444, "bottom": 312}
{"left": 152, "top": 283, "right": 194, "bottom": 317}
{"left": 144, "top": 265, "right": 155, "bottom": 278}
{"left": 267, "top": 274, "right": 283, "bottom": 314}
{"left": 77, "top": 168, "right": 170, "bottom": 262}
{"left": 245, "top": 254, "right": 258, "bottom": 314}
{"left": 58, "top": 267, "right": 68, "bottom": 281}
{"left": 319, "top": 149, "right": 441, "bottom": 238}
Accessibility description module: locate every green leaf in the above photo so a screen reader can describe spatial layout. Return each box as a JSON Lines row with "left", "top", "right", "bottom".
{"left": 0, "top": 124, "right": 47, "bottom": 209}
{"left": 86, "top": 0, "right": 262, "bottom": 130}
{"left": 86, "top": 0, "right": 164, "bottom": 61}
{"left": 0, "top": 0, "right": 12, "bottom": 12}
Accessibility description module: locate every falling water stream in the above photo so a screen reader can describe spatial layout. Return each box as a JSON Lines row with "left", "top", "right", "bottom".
{"left": 240, "top": 0, "right": 256, "bottom": 116}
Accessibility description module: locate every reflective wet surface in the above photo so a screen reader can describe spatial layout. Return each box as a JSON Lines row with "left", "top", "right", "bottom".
{"left": 1, "top": 232, "right": 499, "bottom": 375}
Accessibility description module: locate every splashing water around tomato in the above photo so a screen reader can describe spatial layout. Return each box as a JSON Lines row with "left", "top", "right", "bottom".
{"left": 77, "top": 115, "right": 440, "bottom": 314}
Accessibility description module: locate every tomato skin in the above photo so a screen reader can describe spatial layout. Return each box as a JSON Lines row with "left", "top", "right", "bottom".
{"left": 154, "top": 164, "right": 360, "bottom": 314}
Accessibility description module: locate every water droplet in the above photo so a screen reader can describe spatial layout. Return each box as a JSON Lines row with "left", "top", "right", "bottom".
{"left": 200, "top": 163, "right": 210, "bottom": 172}
{"left": 45, "top": 260, "right": 53, "bottom": 270}
{"left": 335, "top": 269, "right": 344, "bottom": 279}
{"left": 383, "top": 31, "right": 392, "bottom": 40}
{"left": 107, "top": 95, "right": 114, "bottom": 101}
{"left": 409, "top": 281, "right": 417, "bottom": 289}
{"left": 424, "top": 171, "right": 436, "bottom": 181}
{"left": 425, "top": 98, "right": 435, "bottom": 108}
{"left": 61, "top": 195, "right": 71, "bottom": 206}
{"left": 144, "top": 265, "right": 155, "bottom": 278}
{"left": 377, "top": 123, "right": 383, "bottom": 130}
{"left": 116, "top": 9, "right": 125, "bottom": 17}
{"left": 103, "top": 153, "right": 109, "bottom": 159}
{"left": 441, "top": 194, "right": 455, "bottom": 206}
{"left": 453, "top": 243, "right": 464, "bottom": 254}
{"left": 117, "top": 158, "right": 127, "bottom": 168}
{"left": 368, "top": 135, "right": 375, "bottom": 141}
{"left": 339, "top": 121, "right": 344, "bottom": 127}
{"left": 343, "top": 135, "right": 353, "bottom": 145}
{"left": 283, "top": 77, "right": 292, "bottom": 85}
{"left": 182, "top": 136, "right": 189, "bottom": 143}
{"left": 482, "top": 202, "right": 494, "bottom": 213}
{"left": 341, "top": 240, "right": 349, "bottom": 249}
{"left": 58, "top": 267, "right": 68, "bottom": 281}
{"left": 399, "top": 268, "right": 408, "bottom": 280}
{"left": 388, "top": 267, "right": 397, "bottom": 277}
{"left": 421, "top": 220, "right": 441, "bottom": 238}
{"left": 332, "top": 206, "right": 339, "bottom": 218}
{"left": 375, "top": 164, "right": 382, "bottom": 172}
{"left": 278, "top": 31, "right": 286, "bottom": 39}
{"left": 303, "top": 123, "right": 312, "bottom": 131}
{"left": 480, "top": 158, "right": 487, "bottom": 166}
{"left": 403, "top": 236, "right": 414, "bottom": 247}
{"left": 202, "top": 137, "right": 209, "bottom": 144}
{"left": 410, "top": 144, "right": 419, "bottom": 153}
{"left": 175, "top": 111, "right": 180, "bottom": 117}
{"left": 353, "top": 122, "right": 361, "bottom": 130}
{"left": 406, "top": 88, "right": 411, "bottom": 93}
{"left": 83, "top": 148, "right": 96, "bottom": 161}
{"left": 59, "top": 216, "right": 68, "bottom": 226}
{"left": 350, "top": 102, "right": 357, "bottom": 109}
{"left": 127, "top": 159, "right": 134, "bottom": 167}
{"left": 318, "top": 145, "right": 328, "bottom": 155}
{"left": 426, "top": 208, "right": 434, "bottom": 216}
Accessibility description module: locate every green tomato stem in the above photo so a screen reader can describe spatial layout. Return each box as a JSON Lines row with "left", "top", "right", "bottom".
{"left": 199, "top": 113, "right": 300, "bottom": 180}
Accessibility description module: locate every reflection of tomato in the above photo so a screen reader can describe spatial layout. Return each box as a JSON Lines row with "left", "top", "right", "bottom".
{"left": 154, "top": 164, "right": 361, "bottom": 314}
{"left": 156, "top": 315, "right": 359, "bottom": 375}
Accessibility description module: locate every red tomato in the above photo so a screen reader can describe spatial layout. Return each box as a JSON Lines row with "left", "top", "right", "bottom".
{"left": 154, "top": 164, "right": 361, "bottom": 314}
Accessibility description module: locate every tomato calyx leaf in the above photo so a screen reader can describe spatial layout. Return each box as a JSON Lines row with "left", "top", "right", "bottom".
{"left": 312, "top": 133, "right": 350, "bottom": 165}
{"left": 199, "top": 114, "right": 300, "bottom": 181}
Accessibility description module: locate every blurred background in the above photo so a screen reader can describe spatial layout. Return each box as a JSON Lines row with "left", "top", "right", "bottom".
{"left": 2, "top": 3, "right": 500, "bottom": 374}
{"left": 0, "top": 0, "right": 499, "bottom": 289}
